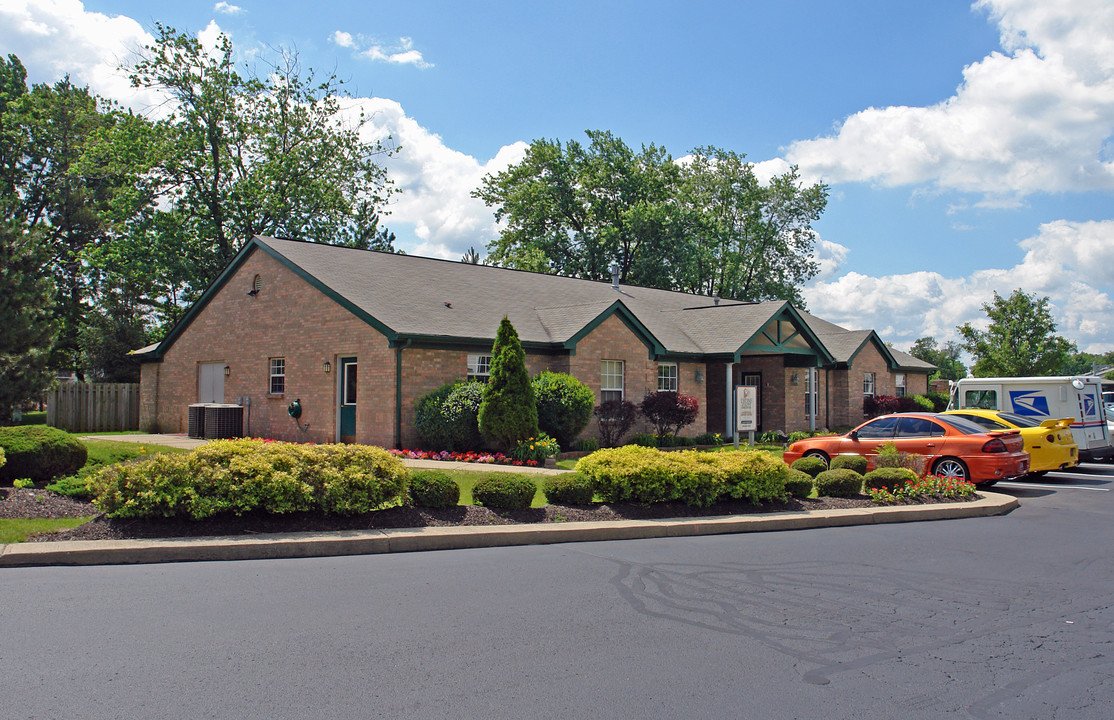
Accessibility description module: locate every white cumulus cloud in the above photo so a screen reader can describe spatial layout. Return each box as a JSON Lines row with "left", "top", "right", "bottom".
{"left": 213, "top": 2, "right": 243, "bottom": 15}
{"left": 782, "top": 0, "right": 1114, "bottom": 200}
{"left": 805, "top": 219, "right": 1114, "bottom": 353}
{"left": 330, "top": 32, "right": 433, "bottom": 69}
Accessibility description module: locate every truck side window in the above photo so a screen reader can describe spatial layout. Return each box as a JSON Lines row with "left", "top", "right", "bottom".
{"left": 965, "top": 390, "right": 997, "bottom": 410}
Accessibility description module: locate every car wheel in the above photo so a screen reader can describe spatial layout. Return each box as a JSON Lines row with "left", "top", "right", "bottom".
{"left": 803, "top": 450, "right": 829, "bottom": 468}
{"left": 932, "top": 457, "right": 970, "bottom": 483}
{"left": 1026, "top": 470, "right": 1049, "bottom": 480}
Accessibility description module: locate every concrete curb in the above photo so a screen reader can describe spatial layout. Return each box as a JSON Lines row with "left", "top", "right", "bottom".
{"left": 0, "top": 492, "right": 1018, "bottom": 568}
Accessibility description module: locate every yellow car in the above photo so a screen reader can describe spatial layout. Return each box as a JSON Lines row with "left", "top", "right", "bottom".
{"left": 941, "top": 409, "right": 1078, "bottom": 476}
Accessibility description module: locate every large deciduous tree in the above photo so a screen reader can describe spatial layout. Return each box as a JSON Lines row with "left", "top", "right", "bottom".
{"left": 909, "top": 336, "right": 968, "bottom": 381}
{"left": 88, "top": 24, "right": 397, "bottom": 327}
{"left": 957, "top": 290, "right": 1076, "bottom": 377}
{"left": 473, "top": 131, "right": 827, "bottom": 305}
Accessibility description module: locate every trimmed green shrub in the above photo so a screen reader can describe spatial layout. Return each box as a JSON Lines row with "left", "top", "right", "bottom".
{"left": 814, "top": 469, "right": 864, "bottom": 497}
{"left": 863, "top": 467, "right": 919, "bottom": 491}
{"left": 786, "top": 430, "right": 815, "bottom": 443}
{"left": 713, "top": 450, "right": 792, "bottom": 504}
{"left": 0, "top": 425, "right": 88, "bottom": 484}
{"left": 576, "top": 446, "right": 787, "bottom": 507}
{"left": 790, "top": 456, "right": 827, "bottom": 478}
{"left": 829, "top": 455, "right": 868, "bottom": 474}
{"left": 414, "top": 381, "right": 484, "bottom": 450}
{"left": 693, "top": 432, "right": 724, "bottom": 446}
{"left": 784, "top": 470, "right": 814, "bottom": 498}
{"left": 93, "top": 439, "right": 409, "bottom": 519}
{"left": 0, "top": 446, "right": 5, "bottom": 469}
{"left": 408, "top": 470, "right": 460, "bottom": 508}
{"left": 532, "top": 371, "right": 594, "bottom": 448}
{"left": 479, "top": 318, "right": 539, "bottom": 449}
{"left": 472, "top": 473, "right": 537, "bottom": 510}
{"left": 627, "top": 433, "right": 658, "bottom": 447}
{"left": 542, "top": 473, "right": 595, "bottom": 505}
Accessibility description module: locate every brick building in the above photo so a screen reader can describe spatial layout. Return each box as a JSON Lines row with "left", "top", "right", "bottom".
{"left": 135, "top": 236, "right": 933, "bottom": 447}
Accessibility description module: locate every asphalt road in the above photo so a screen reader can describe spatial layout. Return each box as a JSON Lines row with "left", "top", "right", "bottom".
{"left": 3, "top": 466, "right": 1113, "bottom": 720}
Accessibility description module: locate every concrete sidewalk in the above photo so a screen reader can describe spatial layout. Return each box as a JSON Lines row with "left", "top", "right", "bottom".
{"left": 0, "top": 492, "right": 1018, "bottom": 568}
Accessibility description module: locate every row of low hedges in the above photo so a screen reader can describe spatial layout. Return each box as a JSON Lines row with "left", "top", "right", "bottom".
{"left": 575, "top": 446, "right": 790, "bottom": 507}
{"left": 94, "top": 439, "right": 409, "bottom": 519}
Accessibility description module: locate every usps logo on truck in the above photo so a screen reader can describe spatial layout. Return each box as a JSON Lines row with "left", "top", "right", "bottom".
{"left": 1009, "top": 390, "right": 1050, "bottom": 417}
{"left": 1082, "top": 394, "right": 1097, "bottom": 418}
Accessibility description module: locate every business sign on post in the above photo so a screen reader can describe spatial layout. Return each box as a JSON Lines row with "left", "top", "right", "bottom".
{"left": 736, "top": 385, "right": 758, "bottom": 432}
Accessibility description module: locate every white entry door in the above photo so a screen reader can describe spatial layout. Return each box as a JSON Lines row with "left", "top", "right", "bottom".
{"left": 198, "top": 362, "right": 225, "bottom": 403}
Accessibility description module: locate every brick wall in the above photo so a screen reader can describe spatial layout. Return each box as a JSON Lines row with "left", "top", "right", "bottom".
{"left": 141, "top": 250, "right": 395, "bottom": 446}
{"left": 567, "top": 315, "right": 708, "bottom": 440}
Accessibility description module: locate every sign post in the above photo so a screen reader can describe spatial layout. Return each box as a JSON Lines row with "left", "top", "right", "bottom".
{"left": 735, "top": 385, "right": 758, "bottom": 449}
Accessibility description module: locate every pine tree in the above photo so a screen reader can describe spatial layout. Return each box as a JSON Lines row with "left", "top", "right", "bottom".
{"left": 0, "top": 220, "right": 57, "bottom": 421}
{"left": 478, "top": 317, "right": 538, "bottom": 449}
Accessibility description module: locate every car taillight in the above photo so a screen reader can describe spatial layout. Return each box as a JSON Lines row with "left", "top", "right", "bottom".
{"left": 982, "top": 438, "right": 1007, "bottom": 453}
{"left": 1046, "top": 434, "right": 1055, "bottom": 443}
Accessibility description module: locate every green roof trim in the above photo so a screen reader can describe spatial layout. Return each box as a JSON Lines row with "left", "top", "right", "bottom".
{"left": 142, "top": 237, "right": 399, "bottom": 361}
{"left": 734, "top": 303, "right": 836, "bottom": 365}
{"left": 562, "top": 299, "right": 666, "bottom": 358}
{"left": 846, "top": 330, "right": 902, "bottom": 370}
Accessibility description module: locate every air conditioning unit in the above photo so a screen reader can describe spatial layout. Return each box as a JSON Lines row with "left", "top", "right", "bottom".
{"left": 187, "top": 404, "right": 207, "bottom": 439}
{"left": 203, "top": 404, "right": 244, "bottom": 439}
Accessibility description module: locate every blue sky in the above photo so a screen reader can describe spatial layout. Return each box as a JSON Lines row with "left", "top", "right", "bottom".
{"left": 3, "top": 0, "right": 1113, "bottom": 354}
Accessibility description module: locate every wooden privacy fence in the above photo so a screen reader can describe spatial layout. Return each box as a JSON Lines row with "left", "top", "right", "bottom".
{"left": 47, "top": 383, "right": 140, "bottom": 433}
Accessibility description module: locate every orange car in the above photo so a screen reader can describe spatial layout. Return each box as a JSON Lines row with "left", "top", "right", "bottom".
{"left": 782, "top": 412, "right": 1030, "bottom": 486}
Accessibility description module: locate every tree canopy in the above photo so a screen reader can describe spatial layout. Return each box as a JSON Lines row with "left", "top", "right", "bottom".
{"left": 473, "top": 131, "right": 827, "bottom": 305}
{"left": 957, "top": 290, "right": 1076, "bottom": 377}
{"left": 909, "top": 336, "right": 968, "bottom": 381}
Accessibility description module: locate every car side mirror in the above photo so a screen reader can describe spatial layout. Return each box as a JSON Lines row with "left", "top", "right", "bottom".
{"left": 849, "top": 430, "right": 858, "bottom": 440}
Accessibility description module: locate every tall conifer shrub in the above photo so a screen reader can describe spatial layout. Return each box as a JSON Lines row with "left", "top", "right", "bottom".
{"left": 479, "top": 317, "right": 539, "bottom": 449}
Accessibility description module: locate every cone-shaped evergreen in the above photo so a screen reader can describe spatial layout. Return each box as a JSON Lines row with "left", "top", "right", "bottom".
{"left": 478, "top": 317, "right": 539, "bottom": 449}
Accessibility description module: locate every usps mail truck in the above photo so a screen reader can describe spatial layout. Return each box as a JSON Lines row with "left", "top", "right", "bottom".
{"left": 949, "top": 376, "right": 1114, "bottom": 462}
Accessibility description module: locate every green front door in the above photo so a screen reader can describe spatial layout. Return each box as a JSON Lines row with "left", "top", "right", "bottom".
{"left": 339, "top": 357, "right": 357, "bottom": 440}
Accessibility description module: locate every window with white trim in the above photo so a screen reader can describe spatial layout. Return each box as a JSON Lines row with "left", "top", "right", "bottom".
{"left": 601, "top": 360, "right": 624, "bottom": 403}
{"left": 657, "top": 362, "right": 678, "bottom": 392}
{"left": 269, "top": 358, "right": 286, "bottom": 395}
{"left": 894, "top": 373, "right": 907, "bottom": 397}
{"left": 467, "top": 353, "right": 492, "bottom": 382}
{"left": 863, "top": 372, "right": 876, "bottom": 398}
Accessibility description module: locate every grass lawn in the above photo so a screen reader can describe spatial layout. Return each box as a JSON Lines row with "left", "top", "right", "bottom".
{"left": 82, "top": 438, "right": 188, "bottom": 470}
{"left": 0, "top": 517, "right": 94, "bottom": 543}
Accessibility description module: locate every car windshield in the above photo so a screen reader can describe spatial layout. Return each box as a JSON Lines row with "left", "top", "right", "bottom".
{"left": 996, "top": 412, "right": 1040, "bottom": 428}
{"left": 934, "top": 414, "right": 992, "bottom": 435}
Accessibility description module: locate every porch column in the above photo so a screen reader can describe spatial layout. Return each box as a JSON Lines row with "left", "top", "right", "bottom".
{"left": 725, "top": 362, "right": 734, "bottom": 437}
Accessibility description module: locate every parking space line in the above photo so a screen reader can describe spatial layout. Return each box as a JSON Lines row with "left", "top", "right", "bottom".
{"left": 996, "top": 481, "right": 1110, "bottom": 492}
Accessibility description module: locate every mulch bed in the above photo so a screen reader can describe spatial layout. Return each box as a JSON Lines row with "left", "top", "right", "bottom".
{"left": 1, "top": 485, "right": 976, "bottom": 544}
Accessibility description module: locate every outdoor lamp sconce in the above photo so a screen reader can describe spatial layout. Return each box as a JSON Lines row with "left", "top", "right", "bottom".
{"left": 695, "top": 370, "right": 704, "bottom": 383}
{"left": 223, "top": 365, "right": 230, "bottom": 377}
{"left": 790, "top": 372, "right": 799, "bottom": 385}
{"left": 323, "top": 361, "right": 332, "bottom": 374}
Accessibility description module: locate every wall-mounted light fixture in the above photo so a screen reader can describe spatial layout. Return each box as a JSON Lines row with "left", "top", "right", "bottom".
{"left": 323, "top": 360, "right": 332, "bottom": 374}
{"left": 694, "top": 370, "right": 704, "bottom": 383}
{"left": 224, "top": 365, "right": 231, "bottom": 376}
{"left": 790, "top": 372, "right": 799, "bottom": 385}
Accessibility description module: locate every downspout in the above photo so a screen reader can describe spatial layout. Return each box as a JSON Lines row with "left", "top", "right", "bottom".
{"left": 824, "top": 369, "right": 830, "bottom": 429}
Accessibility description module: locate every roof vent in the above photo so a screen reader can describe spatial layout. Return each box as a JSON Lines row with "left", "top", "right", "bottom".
{"left": 610, "top": 261, "right": 620, "bottom": 290}
{"left": 713, "top": 296, "right": 720, "bottom": 306}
